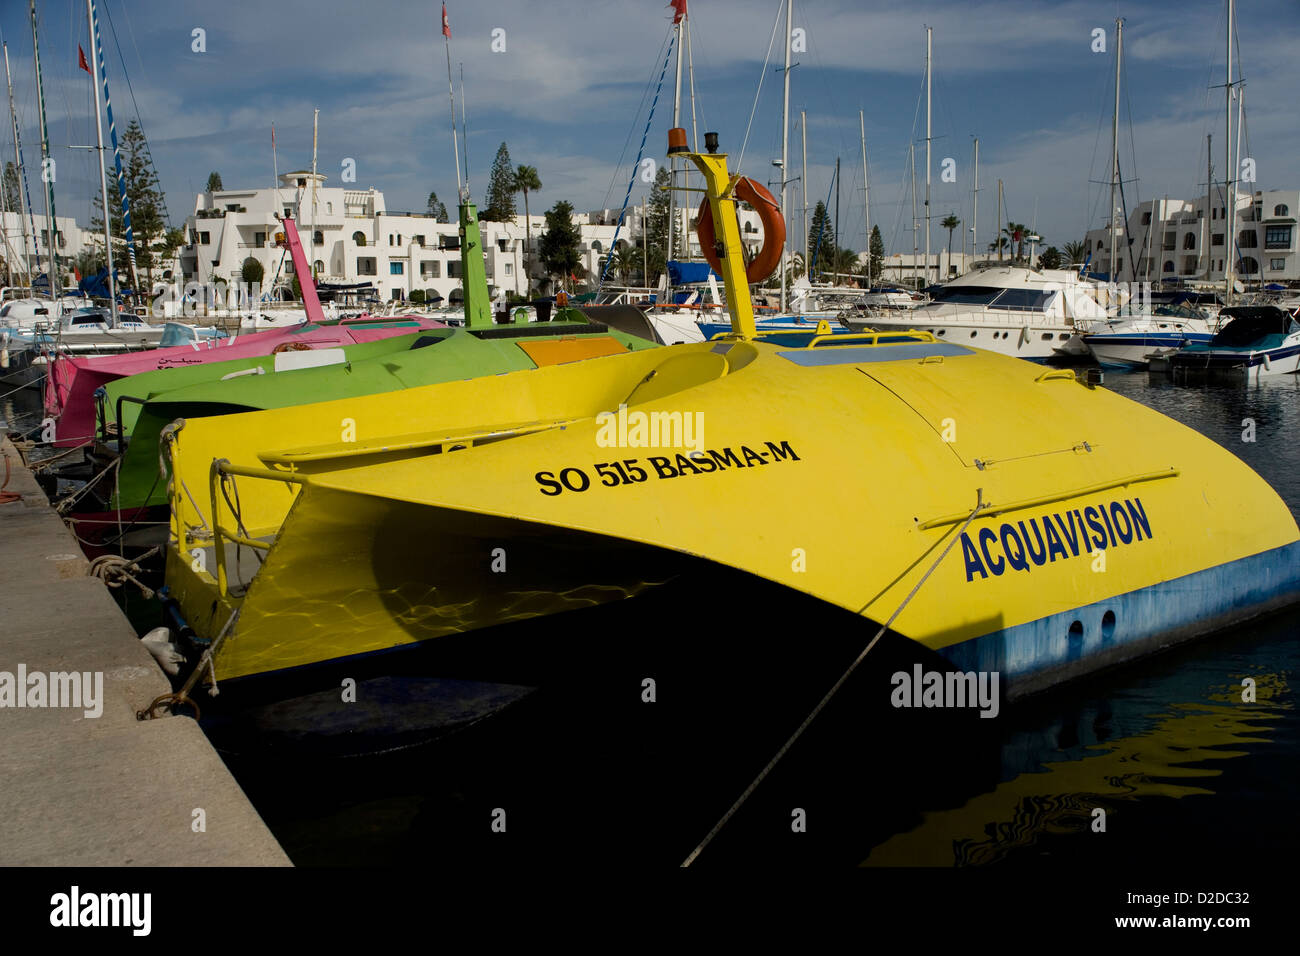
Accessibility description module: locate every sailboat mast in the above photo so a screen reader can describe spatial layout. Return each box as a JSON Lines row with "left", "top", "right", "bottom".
{"left": 972, "top": 137, "right": 979, "bottom": 270}
{"left": 779, "top": 0, "right": 792, "bottom": 311}
{"left": 1224, "top": 0, "right": 1234, "bottom": 301}
{"left": 86, "top": 0, "right": 115, "bottom": 307}
{"left": 800, "top": 110, "right": 807, "bottom": 265}
{"left": 3, "top": 43, "right": 32, "bottom": 287}
{"left": 924, "top": 26, "right": 931, "bottom": 288}
{"left": 1110, "top": 17, "right": 1122, "bottom": 284}
{"left": 909, "top": 143, "right": 917, "bottom": 284}
{"left": 666, "top": 13, "right": 682, "bottom": 293}
{"left": 860, "top": 110, "right": 869, "bottom": 285}
{"left": 29, "top": 0, "right": 59, "bottom": 305}
{"left": 310, "top": 108, "right": 318, "bottom": 279}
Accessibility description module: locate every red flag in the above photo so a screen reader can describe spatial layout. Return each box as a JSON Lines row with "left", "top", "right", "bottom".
{"left": 670, "top": 0, "right": 687, "bottom": 23}
{"left": 77, "top": 45, "right": 91, "bottom": 74}
{"left": 442, "top": 3, "right": 451, "bottom": 38}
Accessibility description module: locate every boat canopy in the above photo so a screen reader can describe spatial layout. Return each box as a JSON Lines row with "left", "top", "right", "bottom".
{"left": 1210, "top": 307, "right": 1298, "bottom": 347}
{"left": 667, "top": 261, "right": 721, "bottom": 285}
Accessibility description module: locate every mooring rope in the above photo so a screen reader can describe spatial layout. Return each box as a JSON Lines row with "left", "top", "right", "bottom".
{"left": 681, "top": 489, "right": 988, "bottom": 867}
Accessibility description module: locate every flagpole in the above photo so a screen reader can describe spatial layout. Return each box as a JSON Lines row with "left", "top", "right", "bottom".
{"left": 442, "top": 4, "right": 462, "bottom": 199}
{"left": 459, "top": 62, "right": 469, "bottom": 192}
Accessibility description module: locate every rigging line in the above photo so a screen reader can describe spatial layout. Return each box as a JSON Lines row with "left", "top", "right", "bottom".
{"left": 736, "top": 0, "right": 783, "bottom": 173}
{"left": 100, "top": 0, "right": 169, "bottom": 226}
{"left": 597, "top": 25, "right": 675, "bottom": 293}
{"left": 682, "top": 491, "right": 988, "bottom": 867}
{"left": 597, "top": 29, "right": 670, "bottom": 214}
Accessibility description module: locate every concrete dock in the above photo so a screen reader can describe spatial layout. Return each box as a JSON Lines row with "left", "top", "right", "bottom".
{"left": 0, "top": 436, "right": 290, "bottom": 866}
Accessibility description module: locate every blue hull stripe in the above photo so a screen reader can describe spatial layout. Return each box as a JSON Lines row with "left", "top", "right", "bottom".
{"left": 938, "top": 540, "right": 1300, "bottom": 697}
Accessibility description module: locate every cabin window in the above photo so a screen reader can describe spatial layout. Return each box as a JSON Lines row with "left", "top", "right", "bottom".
{"left": 993, "top": 289, "right": 1057, "bottom": 311}
{"left": 930, "top": 285, "right": 1002, "bottom": 306}
{"left": 1274, "top": 204, "right": 1289, "bottom": 217}
{"left": 1265, "top": 226, "right": 1291, "bottom": 249}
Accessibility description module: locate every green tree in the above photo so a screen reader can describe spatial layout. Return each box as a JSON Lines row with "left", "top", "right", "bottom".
{"left": 643, "top": 166, "right": 681, "bottom": 285}
{"left": 73, "top": 248, "right": 103, "bottom": 280}
{"left": 1062, "top": 239, "right": 1088, "bottom": 265}
{"left": 868, "top": 225, "right": 884, "bottom": 284}
{"left": 482, "top": 142, "right": 516, "bottom": 221}
{"left": 941, "top": 214, "right": 960, "bottom": 277}
{"left": 511, "top": 165, "right": 542, "bottom": 293}
{"left": 426, "top": 191, "right": 448, "bottom": 222}
{"left": 610, "top": 242, "right": 638, "bottom": 284}
{"left": 1037, "top": 246, "right": 1063, "bottom": 271}
{"left": 205, "top": 171, "right": 223, "bottom": 193}
{"left": 90, "top": 120, "right": 167, "bottom": 293}
{"left": 241, "top": 256, "right": 264, "bottom": 286}
{"left": 539, "top": 200, "right": 582, "bottom": 288}
{"left": 1002, "top": 221, "right": 1031, "bottom": 261}
{"left": 807, "top": 201, "right": 834, "bottom": 277}
{"left": 409, "top": 288, "right": 426, "bottom": 304}
{"left": 2, "top": 162, "right": 19, "bottom": 216}
{"left": 988, "top": 235, "right": 1010, "bottom": 258}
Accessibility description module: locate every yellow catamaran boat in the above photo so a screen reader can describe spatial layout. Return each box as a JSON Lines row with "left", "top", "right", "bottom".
{"left": 160, "top": 134, "right": 1300, "bottom": 701}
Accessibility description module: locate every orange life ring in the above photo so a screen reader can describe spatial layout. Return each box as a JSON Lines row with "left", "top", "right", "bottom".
{"left": 696, "top": 176, "right": 785, "bottom": 285}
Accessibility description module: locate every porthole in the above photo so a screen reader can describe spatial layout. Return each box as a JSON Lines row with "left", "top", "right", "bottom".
{"left": 970, "top": 330, "right": 978, "bottom": 338}
{"left": 1101, "top": 610, "right": 1116, "bottom": 641}
{"left": 1068, "top": 620, "right": 1084, "bottom": 641}
{"left": 1041, "top": 333, "right": 1053, "bottom": 341}
{"left": 1059, "top": 333, "right": 1070, "bottom": 340}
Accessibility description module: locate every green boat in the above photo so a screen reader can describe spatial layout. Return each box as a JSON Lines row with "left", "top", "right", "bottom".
{"left": 99, "top": 202, "right": 660, "bottom": 512}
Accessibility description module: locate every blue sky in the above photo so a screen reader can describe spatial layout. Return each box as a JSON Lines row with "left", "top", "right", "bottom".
{"left": 1, "top": 0, "right": 1297, "bottom": 258}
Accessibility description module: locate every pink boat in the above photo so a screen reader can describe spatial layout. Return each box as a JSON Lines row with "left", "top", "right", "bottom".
{"left": 46, "top": 217, "right": 446, "bottom": 447}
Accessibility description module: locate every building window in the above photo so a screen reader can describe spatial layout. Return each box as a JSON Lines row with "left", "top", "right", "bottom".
{"left": 1183, "top": 232, "right": 1196, "bottom": 249}
{"left": 504, "top": 263, "right": 512, "bottom": 275}
{"left": 313, "top": 231, "right": 324, "bottom": 246}
{"left": 1096, "top": 240, "right": 1104, "bottom": 250}
{"left": 326, "top": 202, "right": 333, "bottom": 214}
{"left": 1163, "top": 261, "right": 1174, "bottom": 273}
{"left": 414, "top": 235, "right": 426, "bottom": 248}
{"left": 1162, "top": 232, "right": 1175, "bottom": 250}
{"left": 448, "top": 261, "right": 462, "bottom": 278}
{"left": 313, "top": 260, "right": 324, "bottom": 276}
{"left": 255, "top": 231, "right": 266, "bottom": 246}
{"left": 283, "top": 207, "right": 293, "bottom": 218}
{"left": 1212, "top": 233, "right": 1224, "bottom": 247}
{"left": 226, "top": 203, "right": 240, "bottom": 212}
{"left": 200, "top": 232, "right": 211, "bottom": 244}
{"left": 1271, "top": 258, "right": 1286, "bottom": 271}
{"left": 391, "top": 289, "right": 404, "bottom": 301}
{"left": 1265, "top": 226, "right": 1291, "bottom": 249}
{"left": 353, "top": 231, "right": 366, "bottom": 246}
{"left": 421, "top": 261, "right": 441, "bottom": 278}
{"left": 1275, "top": 204, "right": 1290, "bottom": 217}
{"left": 1238, "top": 256, "right": 1259, "bottom": 275}
{"left": 1239, "top": 231, "right": 1258, "bottom": 248}
{"left": 390, "top": 262, "right": 404, "bottom": 275}
{"left": 357, "top": 257, "right": 376, "bottom": 275}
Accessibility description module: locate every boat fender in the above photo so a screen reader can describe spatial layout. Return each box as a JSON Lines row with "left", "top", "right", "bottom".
{"left": 140, "top": 626, "right": 186, "bottom": 676}
{"left": 1262, "top": 352, "right": 1272, "bottom": 371}
{"left": 696, "top": 176, "right": 785, "bottom": 284}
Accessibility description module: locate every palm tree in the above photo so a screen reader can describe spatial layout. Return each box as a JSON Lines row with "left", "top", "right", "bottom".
{"left": 512, "top": 165, "right": 542, "bottom": 293}
{"left": 1062, "top": 239, "right": 1088, "bottom": 266}
{"left": 941, "top": 214, "right": 960, "bottom": 278}
{"left": 988, "top": 236, "right": 1009, "bottom": 258}
{"left": 611, "top": 243, "right": 638, "bottom": 284}
{"left": 1003, "top": 222, "right": 1029, "bottom": 261}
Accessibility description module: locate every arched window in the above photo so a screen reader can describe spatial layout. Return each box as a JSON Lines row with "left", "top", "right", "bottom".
{"left": 353, "top": 231, "right": 366, "bottom": 246}
{"left": 1183, "top": 232, "right": 1196, "bottom": 249}
{"left": 313, "top": 231, "right": 324, "bottom": 245}
{"left": 326, "top": 202, "right": 333, "bottom": 214}
{"left": 1096, "top": 240, "right": 1104, "bottom": 250}
{"left": 590, "top": 240, "right": 602, "bottom": 253}
{"left": 1238, "top": 256, "right": 1259, "bottom": 275}
{"left": 743, "top": 222, "right": 756, "bottom": 233}
{"left": 1163, "top": 260, "right": 1174, "bottom": 273}
{"left": 312, "top": 259, "right": 324, "bottom": 276}
{"left": 1275, "top": 204, "right": 1289, "bottom": 217}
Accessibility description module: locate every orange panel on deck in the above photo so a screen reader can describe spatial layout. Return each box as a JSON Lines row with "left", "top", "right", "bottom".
{"left": 516, "top": 336, "right": 630, "bottom": 366}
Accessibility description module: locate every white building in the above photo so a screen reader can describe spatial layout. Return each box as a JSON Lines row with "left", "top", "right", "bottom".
{"left": 177, "top": 172, "right": 772, "bottom": 303}
{"left": 0, "top": 209, "right": 98, "bottom": 288}
{"left": 1085, "top": 188, "right": 1299, "bottom": 285}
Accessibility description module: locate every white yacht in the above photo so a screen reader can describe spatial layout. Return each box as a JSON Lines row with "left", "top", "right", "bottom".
{"left": 841, "top": 266, "right": 1112, "bottom": 362}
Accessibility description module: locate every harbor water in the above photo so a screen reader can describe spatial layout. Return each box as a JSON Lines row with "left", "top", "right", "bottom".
{"left": 4, "top": 371, "right": 1296, "bottom": 867}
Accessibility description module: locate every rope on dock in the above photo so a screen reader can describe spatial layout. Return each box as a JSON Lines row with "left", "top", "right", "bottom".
{"left": 680, "top": 489, "right": 989, "bottom": 867}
